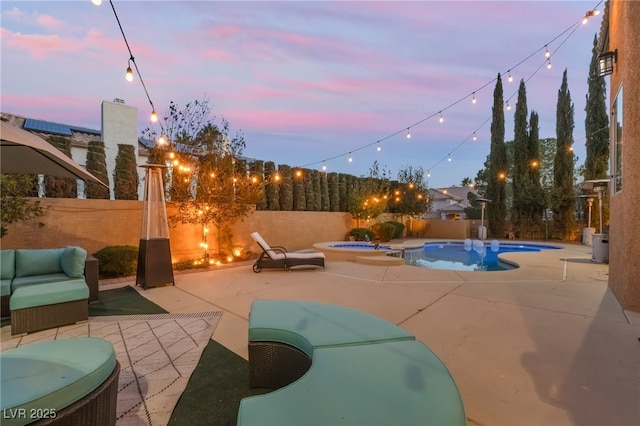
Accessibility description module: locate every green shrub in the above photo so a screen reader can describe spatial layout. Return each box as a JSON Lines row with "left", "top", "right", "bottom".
{"left": 93, "top": 245, "right": 138, "bottom": 278}
{"left": 371, "top": 222, "right": 396, "bottom": 242}
{"left": 385, "top": 220, "right": 405, "bottom": 239}
{"left": 347, "top": 228, "right": 375, "bottom": 242}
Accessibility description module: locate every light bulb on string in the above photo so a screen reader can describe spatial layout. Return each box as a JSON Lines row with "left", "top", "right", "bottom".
{"left": 547, "top": 59, "right": 552, "bottom": 69}
{"left": 473, "top": 132, "right": 477, "bottom": 141}
{"left": 427, "top": 170, "right": 431, "bottom": 178}
{"left": 150, "top": 110, "right": 158, "bottom": 122}
{"left": 506, "top": 101, "right": 511, "bottom": 111}
{"left": 439, "top": 112, "right": 444, "bottom": 123}
{"left": 545, "top": 45, "right": 550, "bottom": 58}
{"left": 406, "top": 128, "right": 411, "bottom": 139}
{"left": 348, "top": 153, "right": 353, "bottom": 163}
{"left": 322, "top": 162, "right": 327, "bottom": 171}
{"left": 472, "top": 93, "right": 477, "bottom": 104}
{"left": 508, "top": 71, "right": 513, "bottom": 82}
{"left": 157, "top": 134, "right": 166, "bottom": 145}
{"left": 125, "top": 63, "right": 134, "bottom": 82}
{"left": 448, "top": 154, "right": 452, "bottom": 162}
{"left": 377, "top": 143, "right": 381, "bottom": 152}
{"left": 91, "top": 0, "right": 102, "bottom": 5}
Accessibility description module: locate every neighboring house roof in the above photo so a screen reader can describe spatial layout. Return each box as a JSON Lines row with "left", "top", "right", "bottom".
{"left": 428, "top": 186, "right": 479, "bottom": 213}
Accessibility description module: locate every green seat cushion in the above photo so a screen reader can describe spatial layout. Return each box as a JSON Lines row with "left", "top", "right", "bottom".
{"left": 15, "top": 249, "right": 64, "bottom": 278}
{"left": 238, "top": 340, "right": 466, "bottom": 426}
{"left": 249, "top": 300, "right": 414, "bottom": 357}
{"left": 60, "top": 246, "right": 87, "bottom": 278}
{"left": 1, "top": 279, "right": 11, "bottom": 297}
{"left": 1, "top": 250, "right": 15, "bottom": 279}
{"left": 11, "top": 273, "right": 79, "bottom": 292}
{"left": 10, "top": 280, "right": 88, "bottom": 310}
{"left": 0, "top": 337, "right": 116, "bottom": 426}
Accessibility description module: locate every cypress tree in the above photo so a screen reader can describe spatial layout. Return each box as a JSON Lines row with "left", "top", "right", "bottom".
{"left": 526, "top": 112, "right": 546, "bottom": 236}
{"left": 486, "top": 74, "right": 508, "bottom": 237}
{"left": 312, "top": 171, "right": 322, "bottom": 211}
{"left": 264, "top": 161, "right": 279, "bottom": 210}
{"left": 320, "top": 172, "right": 330, "bottom": 211}
{"left": 552, "top": 69, "right": 577, "bottom": 239}
{"left": 328, "top": 172, "right": 340, "bottom": 211}
{"left": 85, "top": 141, "right": 110, "bottom": 199}
{"left": 304, "top": 169, "right": 316, "bottom": 211}
{"left": 338, "top": 173, "right": 348, "bottom": 211}
{"left": 44, "top": 136, "right": 77, "bottom": 198}
{"left": 293, "top": 169, "right": 306, "bottom": 211}
{"left": 113, "top": 144, "right": 139, "bottom": 200}
{"left": 250, "top": 160, "right": 268, "bottom": 210}
{"left": 584, "top": 34, "right": 610, "bottom": 230}
{"left": 278, "top": 164, "right": 293, "bottom": 210}
{"left": 511, "top": 80, "right": 529, "bottom": 235}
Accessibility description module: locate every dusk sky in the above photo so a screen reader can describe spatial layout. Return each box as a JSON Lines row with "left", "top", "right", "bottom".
{"left": 1, "top": 1, "right": 604, "bottom": 188}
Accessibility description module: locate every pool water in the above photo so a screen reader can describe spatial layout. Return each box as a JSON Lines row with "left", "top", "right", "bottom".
{"left": 404, "top": 241, "right": 560, "bottom": 271}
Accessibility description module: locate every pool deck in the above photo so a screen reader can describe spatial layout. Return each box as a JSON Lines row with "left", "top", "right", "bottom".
{"left": 102, "top": 239, "right": 639, "bottom": 426}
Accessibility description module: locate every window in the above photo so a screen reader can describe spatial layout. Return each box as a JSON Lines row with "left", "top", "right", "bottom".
{"left": 612, "top": 87, "right": 623, "bottom": 193}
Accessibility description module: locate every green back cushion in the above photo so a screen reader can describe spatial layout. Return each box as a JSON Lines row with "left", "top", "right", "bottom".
{"left": 15, "top": 249, "right": 64, "bottom": 278}
{"left": 0, "top": 250, "right": 15, "bottom": 279}
{"left": 60, "top": 246, "right": 87, "bottom": 278}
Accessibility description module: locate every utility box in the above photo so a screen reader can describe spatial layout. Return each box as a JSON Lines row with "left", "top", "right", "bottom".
{"left": 592, "top": 234, "right": 609, "bottom": 263}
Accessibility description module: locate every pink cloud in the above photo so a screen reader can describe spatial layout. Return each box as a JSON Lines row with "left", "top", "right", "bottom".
{"left": 0, "top": 28, "right": 80, "bottom": 59}
{"left": 36, "top": 14, "right": 66, "bottom": 32}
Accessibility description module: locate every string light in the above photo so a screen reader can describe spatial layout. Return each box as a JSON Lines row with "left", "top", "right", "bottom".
{"left": 545, "top": 45, "right": 550, "bottom": 58}
{"left": 348, "top": 153, "right": 353, "bottom": 162}
{"left": 472, "top": 93, "right": 477, "bottom": 104}
{"left": 125, "top": 58, "right": 134, "bottom": 82}
{"left": 96, "top": 0, "right": 162, "bottom": 131}
{"left": 377, "top": 143, "right": 381, "bottom": 152}
{"left": 406, "top": 128, "right": 411, "bottom": 139}
{"left": 473, "top": 132, "right": 477, "bottom": 141}
{"left": 505, "top": 101, "right": 511, "bottom": 111}
{"left": 439, "top": 112, "right": 444, "bottom": 123}
{"left": 547, "top": 59, "right": 552, "bottom": 69}
{"left": 583, "top": 9, "right": 600, "bottom": 24}
{"left": 447, "top": 154, "right": 452, "bottom": 162}
{"left": 322, "top": 162, "right": 327, "bottom": 171}
{"left": 427, "top": 170, "right": 431, "bottom": 178}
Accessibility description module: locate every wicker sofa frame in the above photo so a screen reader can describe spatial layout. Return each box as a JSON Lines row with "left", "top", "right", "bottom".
{"left": 11, "top": 299, "right": 88, "bottom": 336}
{"left": 37, "top": 360, "right": 120, "bottom": 426}
{"left": 249, "top": 341, "right": 312, "bottom": 389}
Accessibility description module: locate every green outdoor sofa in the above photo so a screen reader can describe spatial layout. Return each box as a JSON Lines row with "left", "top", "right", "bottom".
{"left": 0, "top": 247, "right": 92, "bottom": 335}
{"left": 238, "top": 300, "right": 466, "bottom": 425}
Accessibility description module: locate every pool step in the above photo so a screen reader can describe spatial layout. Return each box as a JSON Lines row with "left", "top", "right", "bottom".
{"left": 355, "top": 255, "right": 404, "bottom": 266}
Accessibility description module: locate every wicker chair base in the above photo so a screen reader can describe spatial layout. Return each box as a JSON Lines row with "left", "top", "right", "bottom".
{"left": 249, "top": 341, "right": 312, "bottom": 389}
{"left": 1, "top": 294, "right": 9, "bottom": 318}
{"left": 36, "top": 361, "right": 120, "bottom": 426}
{"left": 11, "top": 299, "right": 88, "bottom": 335}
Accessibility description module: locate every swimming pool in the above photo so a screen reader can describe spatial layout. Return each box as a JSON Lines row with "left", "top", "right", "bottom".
{"left": 404, "top": 241, "right": 561, "bottom": 271}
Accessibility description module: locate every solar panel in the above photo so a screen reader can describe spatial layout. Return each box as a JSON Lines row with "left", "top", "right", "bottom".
{"left": 23, "top": 119, "right": 101, "bottom": 137}
{"left": 23, "top": 119, "right": 72, "bottom": 136}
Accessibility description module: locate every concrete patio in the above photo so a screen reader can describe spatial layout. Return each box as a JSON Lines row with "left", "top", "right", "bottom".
{"left": 104, "top": 240, "right": 639, "bottom": 426}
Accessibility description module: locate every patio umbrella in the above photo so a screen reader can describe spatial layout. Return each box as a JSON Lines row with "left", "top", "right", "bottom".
{"left": 0, "top": 121, "right": 107, "bottom": 187}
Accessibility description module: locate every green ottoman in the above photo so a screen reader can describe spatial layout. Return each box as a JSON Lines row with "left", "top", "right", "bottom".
{"left": 238, "top": 340, "right": 466, "bottom": 426}
{"left": 10, "top": 280, "right": 89, "bottom": 335}
{"left": 248, "top": 300, "right": 414, "bottom": 388}
{"left": 0, "top": 337, "right": 120, "bottom": 426}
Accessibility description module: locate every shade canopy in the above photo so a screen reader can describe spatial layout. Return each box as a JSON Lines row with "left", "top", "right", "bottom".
{"left": 0, "top": 121, "right": 107, "bottom": 187}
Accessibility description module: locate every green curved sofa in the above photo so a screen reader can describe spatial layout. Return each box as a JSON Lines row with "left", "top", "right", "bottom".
{"left": 240, "top": 300, "right": 466, "bottom": 425}
{"left": 0, "top": 337, "right": 120, "bottom": 426}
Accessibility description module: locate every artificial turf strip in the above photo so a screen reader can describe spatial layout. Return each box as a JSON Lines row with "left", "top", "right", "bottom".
{"left": 169, "top": 339, "right": 270, "bottom": 426}
{"left": 89, "top": 285, "right": 167, "bottom": 316}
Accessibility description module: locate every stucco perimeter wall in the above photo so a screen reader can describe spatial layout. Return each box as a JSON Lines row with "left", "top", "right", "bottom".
{"left": 608, "top": 0, "right": 640, "bottom": 311}
{"left": 1, "top": 199, "right": 356, "bottom": 262}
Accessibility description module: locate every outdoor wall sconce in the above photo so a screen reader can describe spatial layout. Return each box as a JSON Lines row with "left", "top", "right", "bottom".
{"left": 598, "top": 50, "right": 617, "bottom": 77}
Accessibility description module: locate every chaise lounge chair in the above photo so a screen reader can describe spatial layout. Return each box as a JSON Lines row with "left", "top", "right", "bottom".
{"left": 250, "top": 232, "right": 325, "bottom": 273}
